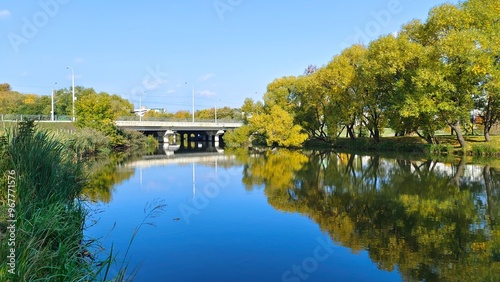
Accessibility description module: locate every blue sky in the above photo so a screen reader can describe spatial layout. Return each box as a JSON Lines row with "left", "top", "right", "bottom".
{"left": 0, "top": 0, "right": 458, "bottom": 112}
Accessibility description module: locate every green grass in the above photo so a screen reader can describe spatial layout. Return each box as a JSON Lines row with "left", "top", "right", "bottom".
{"left": 329, "top": 136, "right": 428, "bottom": 154}
{"left": 0, "top": 121, "right": 89, "bottom": 281}
{"left": 0, "top": 121, "right": 161, "bottom": 281}
{"left": 0, "top": 121, "right": 76, "bottom": 136}
{"left": 319, "top": 133, "right": 500, "bottom": 159}
{"left": 432, "top": 135, "right": 500, "bottom": 156}
{"left": 36, "top": 121, "right": 77, "bottom": 132}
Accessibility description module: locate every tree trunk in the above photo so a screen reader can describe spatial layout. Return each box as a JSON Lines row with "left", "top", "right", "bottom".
{"left": 450, "top": 121, "right": 467, "bottom": 148}
{"left": 426, "top": 135, "right": 434, "bottom": 145}
{"left": 347, "top": 124, "right": 356, "bottom": 140}
{"left": 483, "top": 165, "right": 495, "bottom": 227}
{"left": 450, "top": 157, "right": 465, "bottom": 187}
{"left": 373, "top": 127, "right": 380, "bottom": 143}
{"left": 415, "top": 131, "right": 435, "bottom": 144}
{"left": 485, "top": 130, "right": 491, "bottom": 142}
{"left": 484, "top": 100, "right": 492, "bottom": 142}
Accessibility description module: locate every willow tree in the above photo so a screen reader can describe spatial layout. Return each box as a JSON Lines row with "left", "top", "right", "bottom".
{"left": 414, "top": 3, "right": 485, "bottom": 147}
{"left": 463, "top": 0, "right": 500, "bottom": 141}
{"left": 357, "top": 35, "right": 413, "bottom": 143}
{"left": 292, "top": 73, "right": 333, "bottom": 141}
{"left": 315, "top": 44, "right": 367, "bottom": 140}
{"left": 393, "top": 21, "right": 448, "bottom": 144}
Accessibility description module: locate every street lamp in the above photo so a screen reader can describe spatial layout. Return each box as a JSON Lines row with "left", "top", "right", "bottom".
{"left": 185, "top": 82, "right": 195, "bottom": 122}
{"left": 139, "top": 91, "right": 143, "bottom": 121}
{"left": 215, "top": 99, "right": 221, "bottom": 123}
{"left": 51, "top": 82, "right": 57, "bottom": 121}
{"left": 66, "top": 67, "right": 75, "bottom": 122}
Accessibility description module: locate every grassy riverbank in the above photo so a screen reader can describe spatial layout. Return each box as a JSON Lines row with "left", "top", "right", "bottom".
{"left": 304, "top": 135, "right": 500, "bottom": 157}
{"left": 0, "top": 121, "right": 157, "bottom": 281}
{"left": 0, "top": 121, "right": 90, "bottom": 281}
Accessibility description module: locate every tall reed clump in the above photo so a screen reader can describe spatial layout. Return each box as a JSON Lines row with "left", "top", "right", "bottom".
{"left": 0, "top": 120, "right": 92, "bottom": 281}
{"left": 56, "top": 127, "right": 112, "bottom": 158}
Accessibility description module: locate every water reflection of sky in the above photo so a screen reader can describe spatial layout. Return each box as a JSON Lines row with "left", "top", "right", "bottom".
{"left": 85, "top": 159, "right": 402, "bottom": 282}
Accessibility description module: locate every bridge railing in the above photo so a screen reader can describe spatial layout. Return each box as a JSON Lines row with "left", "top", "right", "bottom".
{"left": 0, "top": 114, "right": 72, "bottom": 121}
{"left": 117, "top": 116, "right": 243, "bottom": 123}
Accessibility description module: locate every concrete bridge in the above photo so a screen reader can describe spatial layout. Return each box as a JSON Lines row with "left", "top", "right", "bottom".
{"left": 115, "top": 120, "right": 243, "bottom": 143}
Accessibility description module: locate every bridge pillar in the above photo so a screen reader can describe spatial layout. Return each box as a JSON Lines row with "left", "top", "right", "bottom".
{"left": 206, "top": 131, "right": 215, "bottom": 142}
{"left": 215, "top": 130, "right": 225, "bottom": 142}
{"left": 155, "top": 131, "right": 166, "bottom": 143}
{"left": 164, "top": 130, "right": 176, "bottom": 144}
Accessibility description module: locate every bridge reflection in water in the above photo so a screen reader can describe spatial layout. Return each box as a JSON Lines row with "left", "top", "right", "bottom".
{"left": 125, "top": 141, "right": 236, "bottom": 199}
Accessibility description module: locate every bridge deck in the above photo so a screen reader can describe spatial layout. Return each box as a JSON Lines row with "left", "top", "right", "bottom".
{"left": 115, "top": 120, "right": 243, "bottom": 131}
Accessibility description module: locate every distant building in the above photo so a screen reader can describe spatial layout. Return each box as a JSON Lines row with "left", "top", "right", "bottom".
{"left": 133, "top": 107, "right": 149, "bottom": 117}
{"left": 132, "top": 107, "right": 166, "bottom": 116}
{"left": 150, "top": 108, "right": 166, "bottom": 113}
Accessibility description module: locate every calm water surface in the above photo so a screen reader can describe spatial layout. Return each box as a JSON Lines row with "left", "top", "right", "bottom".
{"left": 84, "top": 145, "right": 500, "bottom": 282}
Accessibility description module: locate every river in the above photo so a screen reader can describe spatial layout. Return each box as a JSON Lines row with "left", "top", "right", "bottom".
{"left": 83, "top": 143, "right": 500, "bottom": 282}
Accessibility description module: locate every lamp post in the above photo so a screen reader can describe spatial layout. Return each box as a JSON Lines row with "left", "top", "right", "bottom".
{"left": 215, "top": 99, "right": 221, "bottom": 123}
{"left": 185, "top": 82, "right": 195, "bottom": 122}
{"left": 66, "top": 67, "right": 75, "bottom": 122}
{"left": 51, "top": 82, "right": 57, "bottom": 121}
{"left": 139, "top": 91, "right": 143, "bottom": 121}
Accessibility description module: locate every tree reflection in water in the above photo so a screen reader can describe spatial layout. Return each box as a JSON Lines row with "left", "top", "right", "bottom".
{"left": 81, "top": 153, "right": 136, "bottom": 203}
{"left": 234, "top": 149, "right": 500, "bottom": 282}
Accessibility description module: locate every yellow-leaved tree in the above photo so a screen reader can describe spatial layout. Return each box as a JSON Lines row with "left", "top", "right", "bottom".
{"left": 250, "top": 105, "right": 307, "bottom": 147}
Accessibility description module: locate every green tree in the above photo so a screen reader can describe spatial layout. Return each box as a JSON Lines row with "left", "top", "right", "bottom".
{"left": 173, "top": 110, "right": 191, "bottom": 120}
{"left": 195, "top": 108, "right": 215, "bottom": 120}
{"left": 356, "top": 36, "right": 400, "bottom": 142}
{"left": 241, "top": 98, "right": 263, "bottom": 123}
{"left": 292, "top": 72, "right": 332, "bottom": 141}
{"left": 143, "top": 110, "right": 173, "bottom": 119}
{"left": 223, "top": 125, "right": 254, "bottom": 148}
{"left": 315, "top": 45, "right": 367, "bottom": 140}
{"left": 75, "top": 90, "right": 118, "bottom": 139}
{"left": 0, "top": 86, "right": 23, "bottom": 114}
{"left": 17, "top": 94, "right": 51, "bottom": 115}
{"left": 0, "top": 83, "right": 11, "bottom": 92}
{"left": 263, "top": 76, "right": 298, "bottom": 113}
{"left": 414, "top": 3, "right": 485, "bottom": 147}
{"left": 54, "top": 89, "right": 72, "bottom": 116}
{"left": 463, "top": 0, "right": 500, "bottom": 141}
{"left": 109, "top": 94, "right": 134, "bottom": 118}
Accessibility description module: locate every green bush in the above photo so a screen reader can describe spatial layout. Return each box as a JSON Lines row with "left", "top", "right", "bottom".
{"left": 118, "top": 129, "right": 158, "bottom": 151}
{"left": 429, "top": 144, "right": 455, "bottom": 155}
{"left": 56, "top": 127, "right": 112, "bottom": 158}
{"left": 471, "top": 143, "right": 498, "bottom": 156}
{"left": 224, "top": 125, "right": 254, "bottom": 148}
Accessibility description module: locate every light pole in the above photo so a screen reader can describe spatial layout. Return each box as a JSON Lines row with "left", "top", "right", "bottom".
{"left": 66, "top": 67, "right": 75, "bottom": 122}
{"left": 185, "top": 82, "right": 195, "bottom": 122}
{"left": 51, "top": 82, "right": 57, "bottom": 121}
{"left": 215, "top": 99, "right": 221, "bottom": 123}
{"left": 139, "top": 91, "right": 143, "bottom": 121}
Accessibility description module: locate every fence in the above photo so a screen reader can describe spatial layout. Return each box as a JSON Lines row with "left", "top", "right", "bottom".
{"left": 117, "top": 116, "right": 243, "bottom": 123}
{"left": 0, "top": 114, "right": 72, "bottom": 121}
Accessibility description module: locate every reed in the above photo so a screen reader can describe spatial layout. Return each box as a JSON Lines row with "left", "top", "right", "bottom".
{"left": 0, "top": 121, "right": 161, "bottom": 281}
{"left": 0, "top": 120, "right": 91, "bottom": 281}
